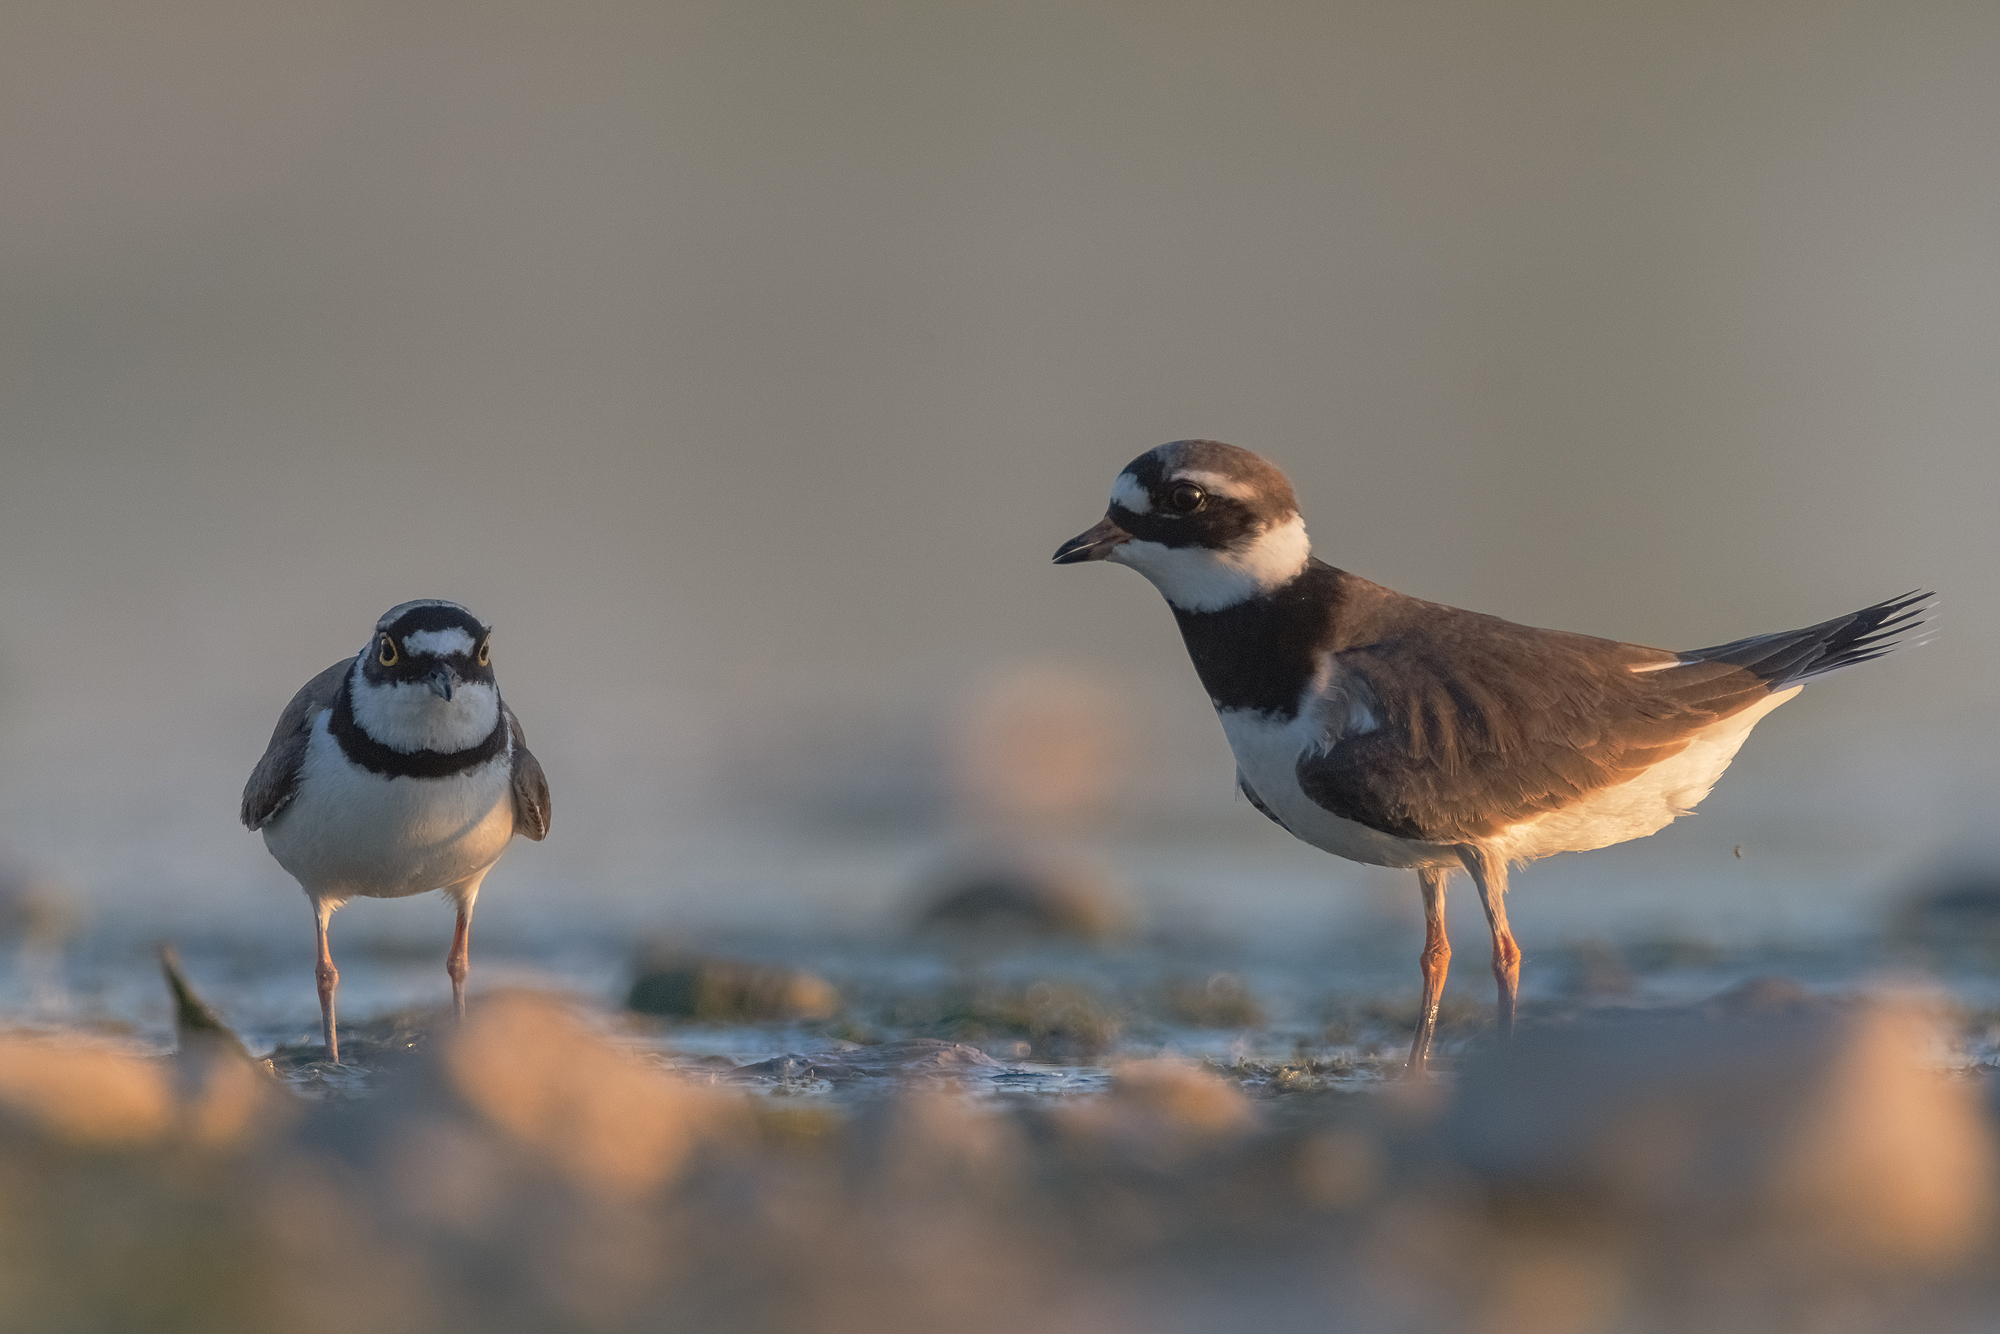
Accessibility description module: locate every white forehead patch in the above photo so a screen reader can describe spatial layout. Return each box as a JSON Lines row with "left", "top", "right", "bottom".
{"left": 1109, "top": 472, "right": 1152, "bottom": 514}
{"left": 1170, "top": 469, "right": 1259, "bottom": 502}
{"left": 402, "top": 627, "right": 477, "bottom": 657}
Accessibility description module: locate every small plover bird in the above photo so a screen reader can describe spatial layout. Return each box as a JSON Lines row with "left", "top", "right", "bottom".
{"left": 241, "top": 600, "right": 550, "bottom": 1064}
{"left": 1056, "top": 441, "right": 1927, "bottom": 1073}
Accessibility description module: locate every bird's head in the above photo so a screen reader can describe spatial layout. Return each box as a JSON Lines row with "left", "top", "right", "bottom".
{"left": 352, "top": 600, "right": 501, "bottom": 752}
{"left": 1053, "top": 441, "right": 1311, "bottom": 612}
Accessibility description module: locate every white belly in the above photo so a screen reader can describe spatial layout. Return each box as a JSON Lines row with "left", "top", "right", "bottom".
{"left": 1219, "top": 707, "right": 1460, "bottom": 870}
{"left": 263, "top": 713, "right": 517, "bottom": 903}
{"left": 1220, "top": 687, "right": 1798, "bottom": 871}
{"left": 1490, "top": 687, "right": 1798, "bottom": 862}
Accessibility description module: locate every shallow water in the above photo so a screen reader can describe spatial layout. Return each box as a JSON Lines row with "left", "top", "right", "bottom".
{"left": 15, "top": 911, "right": 2000, "bottom": 1104}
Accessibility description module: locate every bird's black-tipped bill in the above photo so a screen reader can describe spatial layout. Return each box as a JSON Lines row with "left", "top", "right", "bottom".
{"left": 1053, "top": 515, "right": 1131, "bottom": 564}
{"left": 425, "top": 664, "right": 457, "bottom": 700}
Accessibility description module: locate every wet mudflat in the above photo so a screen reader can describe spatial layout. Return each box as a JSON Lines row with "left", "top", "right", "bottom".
{"left": 38, "top": 920, "right": 2000, "bottom": 1100}
{"left": 7, "top": 924, "right": 2000, "bottom": 1332}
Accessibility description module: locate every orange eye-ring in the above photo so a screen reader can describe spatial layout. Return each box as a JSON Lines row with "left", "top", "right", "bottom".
{"left": 476, "top": 637, "right": 491, "bottom": 667}
{"left": 378, "top": 635, "right": 399, "bottom": 667}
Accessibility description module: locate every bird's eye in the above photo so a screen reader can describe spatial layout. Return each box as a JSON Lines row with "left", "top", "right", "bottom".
{"left": 1167, "top": 482, "right": 1206, "bottom": 514}
{"left": 477, "top": 637, "right": 491, "bottom": 667}
{"left": 378, "top": 635, "right": 399, "bottom": 667}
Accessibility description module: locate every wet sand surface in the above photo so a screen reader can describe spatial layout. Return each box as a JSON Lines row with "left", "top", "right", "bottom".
{"left": 28, "top": 922, "right": 2000, "bottom": 1101}
{"left": 31, "top": 920, "right": 2000, "bottom": 1096}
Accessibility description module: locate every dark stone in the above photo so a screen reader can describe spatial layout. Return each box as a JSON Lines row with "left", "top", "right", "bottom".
{"left": 1893, "top": 870, "right": 2000, "bottom": 954}
{"left": 626, "top": 955, "right": 838, "bottom": 1021}
{"left": 1703, "top": 975, "right": 1817, "bottom": 1017}
{"left": 912, "top": 863, "right": 1130, "bottom": 943}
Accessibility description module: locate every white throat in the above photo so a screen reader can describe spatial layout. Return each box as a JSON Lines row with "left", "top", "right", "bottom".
{"left": 1111, "top": 513, "right": 1312, "bottom": 612}
{"left": 348, "top": 663, "right": 501, "bottom": 754}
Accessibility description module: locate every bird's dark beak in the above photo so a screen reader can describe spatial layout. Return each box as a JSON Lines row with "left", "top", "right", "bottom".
{"left": 1053, "top": 514, "right": 1132, "bottom": 565}
{"left": 425, "top": 663, "right": 457, "bottom": 701}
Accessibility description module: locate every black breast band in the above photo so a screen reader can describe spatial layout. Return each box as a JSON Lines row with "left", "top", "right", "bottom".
{"left": 328, "top": 680, "right": 508, "bottom": 778}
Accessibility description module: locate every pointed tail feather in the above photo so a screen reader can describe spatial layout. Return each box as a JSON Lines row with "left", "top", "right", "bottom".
{"left": 1679, "top": 590, "right": 1933, "bottom": 688}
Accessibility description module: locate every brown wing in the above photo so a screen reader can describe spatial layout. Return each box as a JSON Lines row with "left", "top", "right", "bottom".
{"left": 240, "top": 660, "right": 351, "bottom": 830}
{"left": 1295, "top": 589, "right": 1774, "bottom": 844}
{"left": 506, "top": 705, "right": 551, "bottom": 840}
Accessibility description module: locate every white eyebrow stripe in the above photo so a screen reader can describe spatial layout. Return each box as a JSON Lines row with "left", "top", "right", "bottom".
{"left": 403, "top": 627, "right": 477, "bottom": 657}
{"left": 1109, "top": 472, "right": 1152, "bottom": 513}
{"left": 1170, "top": 468, "right": 1259, "bottom": 501}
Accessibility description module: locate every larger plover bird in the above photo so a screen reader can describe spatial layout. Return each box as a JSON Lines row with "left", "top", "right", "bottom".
{"left": 1056, "top": 441, "right": 1927, "bottom": 1073}
{"left": 241, "top": 600, "right": 550, "bottom": 1064}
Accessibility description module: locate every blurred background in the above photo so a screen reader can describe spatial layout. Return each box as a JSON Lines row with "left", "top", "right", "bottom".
{"left": 1, "top": 0, "right": 1996, "bottom": 1035}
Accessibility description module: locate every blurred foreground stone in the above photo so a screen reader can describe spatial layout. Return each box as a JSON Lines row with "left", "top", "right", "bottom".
{"left": 4, "top": 990, "right": 2000, "bottom": 1333}
{"left": 1361, "top": 998, "right": 1996, "bottom": 1334}
{"left": 0, "top": 1029, "right": 174, "bottom": 1148}
{"left": 1051, "top": 1058, "right": 1259, "bottom": 1167}
{"left": 1441, "top": 1000, "right": 1990, "bottom": 1266}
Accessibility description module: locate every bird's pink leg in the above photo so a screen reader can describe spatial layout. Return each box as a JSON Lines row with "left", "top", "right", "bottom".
{"left": 313, "top": 899, "right": 341, "bottom": 1065}
{"left": 1405, "top": 866, "right": 1452, "bottom": 1077}
{"left": 1459, "top": 846, "right": 1521, "bottom": 1036}
{"left": 446, "top": 903, "right": 473, "bottom": 1020}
